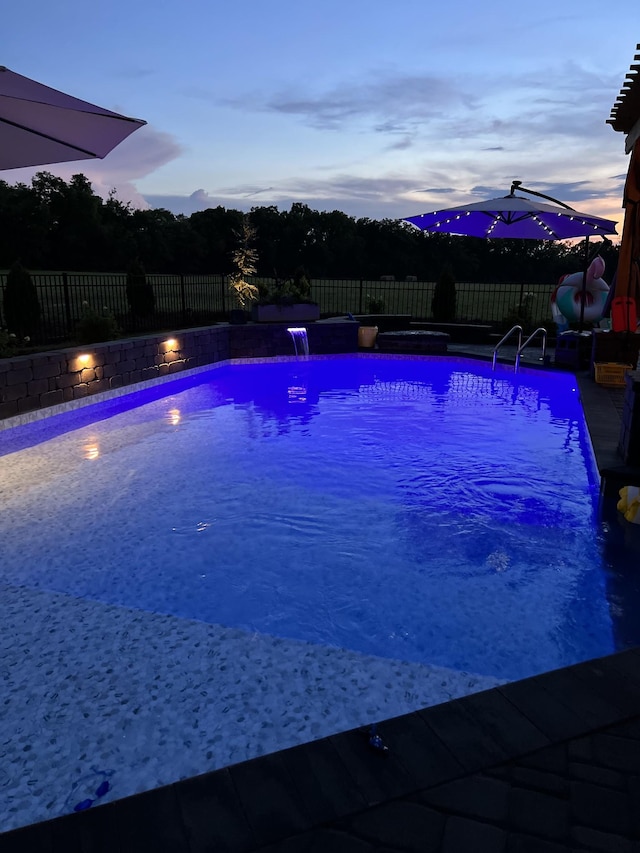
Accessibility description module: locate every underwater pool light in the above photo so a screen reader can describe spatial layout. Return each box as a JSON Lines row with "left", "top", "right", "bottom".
{"left": 83, "top": 441, "right": 99, "bottom": 460}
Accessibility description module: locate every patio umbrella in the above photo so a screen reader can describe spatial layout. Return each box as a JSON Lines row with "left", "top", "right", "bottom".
{"left": 403, "top": 181, "right": 618, "bottom": 241}
{"left": 0, "top": 65, "right": 146, "bottom": 170}
{"left": 403, "top": 182, "right": 619, "bottom": 332}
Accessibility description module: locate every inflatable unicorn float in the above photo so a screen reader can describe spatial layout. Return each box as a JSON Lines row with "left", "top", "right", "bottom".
{"left": 550, "top": 256, "right": 609, "bottom": 331}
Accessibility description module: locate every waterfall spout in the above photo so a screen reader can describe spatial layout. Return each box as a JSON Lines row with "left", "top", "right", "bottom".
{"left": 287, "top": 327, "right": 309, "bottom": 357}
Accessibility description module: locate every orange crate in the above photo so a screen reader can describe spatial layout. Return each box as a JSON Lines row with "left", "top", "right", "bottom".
{"left": 594, "top": 362, "right": 633, "bottom": 387}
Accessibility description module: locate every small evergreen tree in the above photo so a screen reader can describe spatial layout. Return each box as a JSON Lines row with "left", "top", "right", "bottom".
{"left": 431, "top": 266, "right": 456, "bottom": 322}
{"left": 126, "top": 259, "right": 155, "bottom": 318}
{"left": 3, "top": 261, "right": 41, "bottom": 338}
{"left": 290, "top": 265, "right": 311, "bottom": 301}
{"left": 228, "top": 217, "right": 259, "bottom": 309}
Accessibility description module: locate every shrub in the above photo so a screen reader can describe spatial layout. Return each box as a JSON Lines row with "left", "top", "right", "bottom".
{"left": 0, "top": 328, "right": 17, "bottom": 358}
{"left": 260, "top": 266, "right": 315, "bottom": 306}
{"left": 3, "top": 261, "right": 41, "bottom": 338}
{"left": 500, "top": 291, "right": 536, "bottom": 332}
{"left": 0, "top": 329, "right": 33, "bottom": 357}
{"left": 431, "top": 267, "right": 456, "bottom": 322}
{"left": 126, "top": 260, "right": 156, "bottom": 318}
{"left": 290, "top": 266, "right": 311, "bottom": 301}
{"left": 75, "top": 302, "right": 120, "bottom": 344}
{"left": 366, "top": 294, "right": 386, "bottom": 314}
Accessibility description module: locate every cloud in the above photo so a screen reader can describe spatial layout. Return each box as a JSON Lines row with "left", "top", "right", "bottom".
{"left": 218, "top": 61, "right": 621, "bottom": 161}
{"left": 412, "top": 186, "right": 461, "bottom": 196}
{"left": 139, "top": 162, "right": 625, "bottom": 230}
{"left": 223, "top": 72, "right": 472, "bottom": 132}
{"left": 139, "top": 172, "right": 476, "bottom": 222}
{"left": 384, "top": 137, "right": 414, "bottom": 152}
{"left": 143, "top": 189, "right": 221, "bottom": 215}
{"left": 3, "top": 124, "right": 183, "bottom": 210}
{"left": 102, "top": 126, "right": 183, "bottom": 175}
{"left": 130, "top": 58, "right": 628, "bottom": 230}
{"left": 152, "top": 61, "right": 626, "bottom": 233}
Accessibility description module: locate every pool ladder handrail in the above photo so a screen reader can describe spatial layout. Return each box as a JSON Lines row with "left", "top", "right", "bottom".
{"left": 515, "top": 327, "right": 547, "bottom": 373}
{"left": 492, "top": 325, "right": 522, "bottom": 370}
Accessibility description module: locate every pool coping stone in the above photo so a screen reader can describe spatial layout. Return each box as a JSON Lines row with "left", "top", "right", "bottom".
{"left": 3, "top": 650, "right": 640, "bottom": 851}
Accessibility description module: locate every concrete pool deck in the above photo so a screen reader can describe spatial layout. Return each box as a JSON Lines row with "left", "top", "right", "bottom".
{"left": 3, "top": 346, "right": 640, "bottom": 851}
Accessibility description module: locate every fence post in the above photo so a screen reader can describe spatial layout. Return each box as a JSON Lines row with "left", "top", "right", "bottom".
{"left": 358, "top": 280, "right": 364, "bottom": 314}
{"left": 62, "top": 272, "right": 73, "bottom": 338}
{"left": 221, "top": 275, "right": 227, "bottom": 315}
{"left": 180, "top": 274, "right": 186, "bottom": 323}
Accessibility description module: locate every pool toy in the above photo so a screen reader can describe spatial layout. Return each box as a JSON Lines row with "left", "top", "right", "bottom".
{"left": 617, "top": 485, "right": 640, "bottom": 524}
{"left": 551, "top": 256, "right": 609, "bottom": 330}
{"left": 59, "top": 766, "right": 115, "bottom": 815}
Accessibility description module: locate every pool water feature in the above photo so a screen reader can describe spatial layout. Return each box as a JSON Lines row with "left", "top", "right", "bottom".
{"left": 287, "top": 326, "right": 309, "bottom": 356}
{"left": 0, "top": 354, "right": 633, "bottom": 831}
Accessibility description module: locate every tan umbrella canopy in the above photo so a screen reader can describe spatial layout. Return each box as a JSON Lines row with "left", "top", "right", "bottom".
{"left": 0, "top": 65, "right": 145, "bottom": 170}
{"left": 606, "top": 42, "right": 640, "bottom": 331}
{"left": 615, "top": 139, "right": 640, "bottom": 306}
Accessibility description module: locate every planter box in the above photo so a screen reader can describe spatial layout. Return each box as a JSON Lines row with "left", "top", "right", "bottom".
{"left": 251, "top": 303, "right": 320, "bottom": 323}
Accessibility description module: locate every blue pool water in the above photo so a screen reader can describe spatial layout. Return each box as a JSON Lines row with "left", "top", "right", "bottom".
{"left": 0, "top": 355, "right": 627, "bottom": 681}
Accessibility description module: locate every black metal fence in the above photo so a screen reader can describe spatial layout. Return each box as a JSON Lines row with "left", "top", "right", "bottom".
{"left": 0, "top": 272, "right": 228, "bottom": 342}
{"left": 309, "top": 278, "right": 553, "bottom": 326}
{"left": 0, "top": 272, "right": 555, "bottom": 345}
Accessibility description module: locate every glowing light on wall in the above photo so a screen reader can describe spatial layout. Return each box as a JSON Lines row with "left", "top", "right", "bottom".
{"left": 167, "top": 408, "right": 181, "bottom": 425}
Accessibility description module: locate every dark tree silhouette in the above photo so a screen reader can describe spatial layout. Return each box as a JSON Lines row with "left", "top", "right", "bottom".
{"left": 0, "top": 171, "right": 619, "bottom": 288}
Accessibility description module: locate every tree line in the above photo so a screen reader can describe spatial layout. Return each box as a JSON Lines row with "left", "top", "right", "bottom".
{"left": 0, "top": 172, "right": 620, "bottom": 285}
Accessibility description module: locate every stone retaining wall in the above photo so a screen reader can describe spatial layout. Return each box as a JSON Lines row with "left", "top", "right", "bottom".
{"left": 0, "top": 320, "right": 358, "bottom": 422}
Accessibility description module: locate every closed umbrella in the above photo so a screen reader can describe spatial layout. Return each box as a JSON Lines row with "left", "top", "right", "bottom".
{"left": 611, "top": 140, "right": 640, "bottom": 331}
{"left": 0, "top": 65, "right": 145, "bottom": 170}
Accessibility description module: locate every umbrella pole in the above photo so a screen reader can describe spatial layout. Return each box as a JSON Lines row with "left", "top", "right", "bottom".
{"left": 578, "top": 236, "right": 589, "bottom": 332}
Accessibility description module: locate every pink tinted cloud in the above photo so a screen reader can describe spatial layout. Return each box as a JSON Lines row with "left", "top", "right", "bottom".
{"left": 3, "top": 125, "right": 183, "bottom": 210}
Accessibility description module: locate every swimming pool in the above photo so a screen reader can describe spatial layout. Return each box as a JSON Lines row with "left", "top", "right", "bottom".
{"left": 0, "top": 354, "right": 632, "bottom": 830}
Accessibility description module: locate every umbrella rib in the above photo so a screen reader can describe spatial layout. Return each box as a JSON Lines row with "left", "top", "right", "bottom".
{"left": 484, "top": 210, "right": 560, "bottom": 239}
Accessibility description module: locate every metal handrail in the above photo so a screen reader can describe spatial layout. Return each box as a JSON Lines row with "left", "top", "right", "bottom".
{"left": 515, "top": 327, "right": 547, "bottom": 373}
{"left": 492, "top": 325, "right": 523, "bottom": 370}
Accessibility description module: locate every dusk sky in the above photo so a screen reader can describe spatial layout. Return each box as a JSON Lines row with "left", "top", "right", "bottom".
{"left": 3, "top": 1, "right": 639, "bottom": 235}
